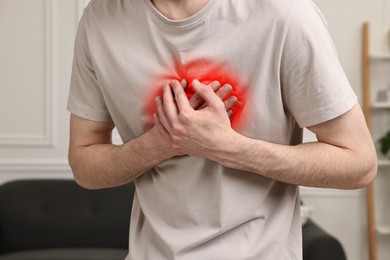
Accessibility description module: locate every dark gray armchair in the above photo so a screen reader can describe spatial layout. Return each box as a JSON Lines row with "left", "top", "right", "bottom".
{"left": 302, "top": 219, "right": 347, "bottom": 260}
{"left": 0, "top": 179, "right": 133, "bottom": 260}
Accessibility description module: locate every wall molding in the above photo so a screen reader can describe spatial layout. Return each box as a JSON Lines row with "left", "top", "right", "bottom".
{"left": 0, "top": 0, "right": 57, "bottom": 147}
{"left": 0, "top": 159, "right": 71, "bottom": 174}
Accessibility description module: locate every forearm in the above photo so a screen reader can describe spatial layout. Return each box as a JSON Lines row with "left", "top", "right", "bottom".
{"left": 155, "top": 81, "right": 376, "bottom": 189}
{"left": 214, "top": 133, "right": 376, "bottom": 189}
{"left": 69, "top": 127, "right": 172, "bottom": 189}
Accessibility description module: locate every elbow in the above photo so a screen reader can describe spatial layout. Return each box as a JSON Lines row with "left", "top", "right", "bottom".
{"left": 350, "top": 154, "right": 378, "bottom": 189}
{"left": 68, "top": 152, "right": 100, "bottom": 190}
{"left": 73, "top": 177, "right": 100, "bottom": 190}
{"left": 72, "top": 171, "right": 100, "bottom": 190}
{"left": 357, "top": 160, "right": 377, "bottom": 188}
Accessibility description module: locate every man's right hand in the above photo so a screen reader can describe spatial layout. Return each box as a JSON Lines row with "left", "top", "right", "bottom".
{"left": 151, "top": 79, "right": 239, "bottom": 159}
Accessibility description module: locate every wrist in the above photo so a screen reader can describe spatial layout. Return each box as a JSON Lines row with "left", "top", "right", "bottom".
{"left": 145, "top": 126, "right": 177, "bottom": 163}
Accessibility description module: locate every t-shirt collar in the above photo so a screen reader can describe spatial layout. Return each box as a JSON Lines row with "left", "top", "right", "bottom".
{"left": 143, "top": 0, "right": 219, "bottom": 29}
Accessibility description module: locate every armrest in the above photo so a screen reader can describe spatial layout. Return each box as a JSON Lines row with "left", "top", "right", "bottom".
{"left": 302, "top": 219, "right": 347, "bottom": 260}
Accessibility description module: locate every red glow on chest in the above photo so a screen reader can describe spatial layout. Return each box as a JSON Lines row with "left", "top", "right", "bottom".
{"left": 144, "top": 59, "right": 248, "bottom": 129}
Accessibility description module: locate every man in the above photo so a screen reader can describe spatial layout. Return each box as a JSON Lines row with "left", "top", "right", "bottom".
{"left": 67, "top": 0, "right": 377, "bottom": 259}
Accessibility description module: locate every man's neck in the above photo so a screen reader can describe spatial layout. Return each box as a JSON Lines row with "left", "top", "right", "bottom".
{"left": 151, "top": 0, "right": 209, "bottom": 20}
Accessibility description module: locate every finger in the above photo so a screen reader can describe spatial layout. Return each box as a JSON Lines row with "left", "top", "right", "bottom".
{"left": 198, "top": 83, "right": 232, "bottom": 110}
{"left": 191, "top": 81, "right": 221, "bottom": 109}
{"left": 192, "top": 79, "right": 224, "bottom": 109}
{"left": 223, "top": 95, "right": 239, "bottom": 111}
{"left": 181, "top": 79, "right": 188, "bottom": 88}
{"left": 171, "top": 80, "right": 192, "bottom": 113}
{"left": 227, "top": 109, "right": 233, "bottom": 118}
{"left": 216, "top": 84, "right": 233, "bottom": 100}
{"left": 155, "top": 95, "right": 173, "bottom": 132}
{"left": 209, "top": 81, "right": 222, "bottom": 92}
{"left": 161, "top": 82, "right": 179, "bottom": 123}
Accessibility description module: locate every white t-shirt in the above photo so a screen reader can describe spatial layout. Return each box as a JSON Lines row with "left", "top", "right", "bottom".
{"left": 68, "top": 0, "right": 357, "bottom": 259}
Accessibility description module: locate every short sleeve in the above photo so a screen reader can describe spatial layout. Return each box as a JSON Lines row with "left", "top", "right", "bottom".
{"left": 280, "top": 0, "right": 357, "bottom": 128}
{"left": 67, "top": 8, "right": 112, "bottom": 123}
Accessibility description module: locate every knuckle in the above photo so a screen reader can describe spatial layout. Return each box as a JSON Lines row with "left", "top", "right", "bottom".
{"left": 225, "top": 96, "right": 238, "bottom": 108}
{"left": 215, "top": 101, "right": 226, "bottom": 110}
{"left": 179, "top": 111, "right": 191, "bottom": 123}
{"left": 162, "top": 101, "right": 169, "bottom": 110}
{"left": 171, "top": 135, "right": 181, "bottom": 143}
{"left": 216, "top": 84, "right": 232, "bottom": 98}
{"left": 172, "top": 123, "right": 185, "bottom": 136}
{"left": 180, "top": 113, "right": 190, "bottom": 124}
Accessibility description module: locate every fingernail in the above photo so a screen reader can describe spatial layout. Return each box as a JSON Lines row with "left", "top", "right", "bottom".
{"left": 228, "top": 110, "right": 233, "bottom": 117}
{"left": 211, "top": 81, "right": 221, "bottom": 89}
{"left": 225, "top": 84, "right": 233, "bottom": 92}
{"left": 181, "top": 79, "right": 188, "bottom": 87}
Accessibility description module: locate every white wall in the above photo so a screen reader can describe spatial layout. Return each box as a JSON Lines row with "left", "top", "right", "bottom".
{"left": 301, "top": 1, "right": 390, "bottom": 260}
{"left": 0, "top": 1, "right": 389, "bottom": 259}
{"left": 0, "top": 0, "right": 91, "bottom": 181}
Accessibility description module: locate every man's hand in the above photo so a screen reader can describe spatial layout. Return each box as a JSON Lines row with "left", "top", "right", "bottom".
{"left": 181, "top": 79, "right": 235, "bottom": 111}
{"left": 154, "top": 79, "right": 239, "bottom": 158}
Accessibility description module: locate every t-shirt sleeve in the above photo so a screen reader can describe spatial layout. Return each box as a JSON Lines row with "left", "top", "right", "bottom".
{"left": 67, "top": 8, "right": 113, "bottom": 123}
{"left": 280, "top": 0, "right": 357, "bottom": 128}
